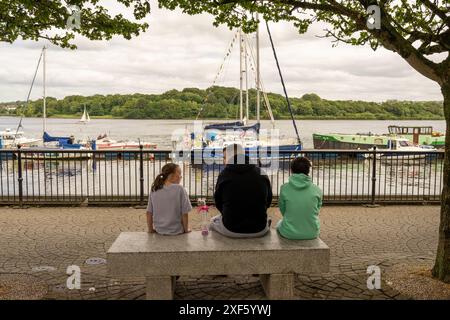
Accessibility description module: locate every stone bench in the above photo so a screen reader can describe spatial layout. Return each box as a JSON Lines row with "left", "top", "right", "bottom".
{"left": 107, "top": 230, "right": 330, "bottom": 300}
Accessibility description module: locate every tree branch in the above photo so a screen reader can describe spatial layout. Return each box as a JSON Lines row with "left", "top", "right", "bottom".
{"left": 417, "top": 0, "right": 450, "bottom": 26}
{"left": 418, "top": 43, "right": 447, "bottom": 55}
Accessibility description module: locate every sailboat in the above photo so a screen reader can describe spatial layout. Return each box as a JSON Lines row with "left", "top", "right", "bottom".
{"left": 180, "top": 19, "right": 302, "bottom": 165}
{"left": 79, "top": 105, "right": 90, "bottom": 124}
{"left": 21, "top": 46, "right": 94, "bottom": 160}
{"left": 5, "top": 48, "right": 44, "bottom": 150}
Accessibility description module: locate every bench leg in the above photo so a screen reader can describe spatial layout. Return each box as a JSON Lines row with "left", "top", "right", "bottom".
{"left": 260, "top": 274, "right": 295, "bottom": 300}
{"left": 145, "top": 276, "right": 176, "bottom": 300}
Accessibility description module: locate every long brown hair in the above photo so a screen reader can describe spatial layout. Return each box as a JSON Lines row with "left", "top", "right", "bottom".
{"left": 151, "top": 163, "right": 179, "bottom": 192}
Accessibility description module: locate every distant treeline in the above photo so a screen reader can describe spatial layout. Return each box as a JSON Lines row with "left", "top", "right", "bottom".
{"left": 0, "top": 86, "right": 444, "bottom": 120}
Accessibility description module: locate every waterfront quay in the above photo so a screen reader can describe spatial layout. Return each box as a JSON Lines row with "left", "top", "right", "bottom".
{"left": 0, "top": 205, "right": 440, "bottom": 300}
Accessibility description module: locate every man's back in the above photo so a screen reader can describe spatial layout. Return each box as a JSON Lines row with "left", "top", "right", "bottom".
{"left": 214, "top": 159, "right": 272, "bottom": 234}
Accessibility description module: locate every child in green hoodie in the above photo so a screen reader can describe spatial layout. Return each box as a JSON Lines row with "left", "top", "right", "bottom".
{"left": 277, "top": 157, "right": 322, "bottom": 240}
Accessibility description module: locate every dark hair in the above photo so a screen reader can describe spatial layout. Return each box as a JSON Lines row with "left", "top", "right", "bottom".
{"left": 223, "top": 143, "right": 244, "bottom": 156}
{"left": 223, "top": 144, "right": 245, "bottom": 164}
{"left": 151, "top": 163, "right": 179, "bottom": 192}
{"left": 291, "top": 157, "right": 311, "bottom": 175}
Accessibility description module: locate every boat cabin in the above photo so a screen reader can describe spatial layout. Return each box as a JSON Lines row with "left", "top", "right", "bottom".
{"left": 388, "top": 126, "right": 434, "bottom": 135}
{"left": 387, "top": 138, "right": 414, "bottom": 150}
{"left": 387, "top": 125, "right": 438, "bottom": 145}
{"left": 0, "top": 128, "right": 25, "bottom": 140}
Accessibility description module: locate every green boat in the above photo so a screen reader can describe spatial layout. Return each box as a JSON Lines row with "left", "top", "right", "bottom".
{"left": 313, "top": 133, "right": 395, "bottom": 150}
{"left": 313, "top": 126, "right": 445, "bottom": 150}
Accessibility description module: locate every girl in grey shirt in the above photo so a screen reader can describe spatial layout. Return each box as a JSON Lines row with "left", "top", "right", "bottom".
{"left": 146, "top": 163, "right": 192, "bottom": 235}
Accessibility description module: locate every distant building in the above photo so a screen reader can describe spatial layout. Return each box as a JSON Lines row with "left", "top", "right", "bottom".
{"left": 0, "top": 104, "right": 18, "bottom": 111}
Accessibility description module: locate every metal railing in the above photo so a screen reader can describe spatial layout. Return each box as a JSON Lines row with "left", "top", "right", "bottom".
{"left": 0, "top": 147, "right": 444, "bottom": 206}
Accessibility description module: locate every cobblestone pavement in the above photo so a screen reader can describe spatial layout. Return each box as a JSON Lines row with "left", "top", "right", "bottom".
{"left": 0, "top": 205, "right": 440, "bottom": 300}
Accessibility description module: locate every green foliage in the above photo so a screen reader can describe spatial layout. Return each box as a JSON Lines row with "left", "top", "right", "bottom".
{"left": 3, "top": 86, "right": 443, "bottom": 120}
{"left": 301, "top": 93, "right": 321, "bottom": 102}
{"left": 0, "top": 0, "right": 150, "bottom": 49}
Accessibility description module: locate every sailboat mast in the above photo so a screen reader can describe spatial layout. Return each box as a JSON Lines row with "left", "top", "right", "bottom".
{"left": 245, "top": 34, "right": 249, "bottom": 123}
{"left": 239, "top": 29, "right": 244, "bottom": 122}
{"left": 256, "top": 14, "right": 261, "bottom": 124}
{"left": 43, "top": 46, "right": 47, "bottom": 135}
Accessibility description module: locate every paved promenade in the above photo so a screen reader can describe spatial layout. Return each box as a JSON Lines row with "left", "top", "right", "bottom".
{"left": 0, "top": 205, "right": 440, "bottom": 300}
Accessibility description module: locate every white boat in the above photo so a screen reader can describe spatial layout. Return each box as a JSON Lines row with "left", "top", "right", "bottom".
{"left": 365, "top": 138, "right": 436, "bottom": 160}
{"left": 79, "top": 105, "right": 90, "bottom": 124}
{"left": 0, "top": 128, "right": 41, "bottom": 148}
{"left": 95, "top": 134, "right": 157, "bottom": 150}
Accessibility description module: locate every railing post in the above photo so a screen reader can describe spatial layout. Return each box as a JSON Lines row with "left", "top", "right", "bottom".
{"left": 17, "top": 145, "right": 23, "bottom": 207}
{"left": 371, "top": 146, "right": 377, "bottom": 205}
{"left": 139, "top": 144, "right": 144, "bottom": 206}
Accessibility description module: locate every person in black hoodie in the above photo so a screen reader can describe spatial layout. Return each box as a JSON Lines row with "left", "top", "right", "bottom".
{"left": 210, "top": 144, "right": 272, "bottom": 238}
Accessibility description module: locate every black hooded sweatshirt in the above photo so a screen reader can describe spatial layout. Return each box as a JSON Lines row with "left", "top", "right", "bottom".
{"left": 214, "top": 155, "right": 272, "bottom": 233}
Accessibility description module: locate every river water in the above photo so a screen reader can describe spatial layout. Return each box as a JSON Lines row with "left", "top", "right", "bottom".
{"left": 0, "top": 117, "right": 446, "bottom": 149}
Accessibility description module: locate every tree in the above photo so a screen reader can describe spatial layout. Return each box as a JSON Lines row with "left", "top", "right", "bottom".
{"left": 0, "top": 0, "right": 150, "bottom": 49}
{"left": 155, "top": 0, "right": 450, "bottom": 282}
{"left": 302, "top": 93, "right": 322, "bottom": 102}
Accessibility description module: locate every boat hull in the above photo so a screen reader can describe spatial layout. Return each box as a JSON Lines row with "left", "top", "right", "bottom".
{"left": 20, "top": 152, "right": 92, "bottom": 160}
{"left": 398, "top": 134, "right": 444, "bottom": 149}
{"left": 313, "top": 132, "right": 445, "bottom": 150}
{"left": 177, "top": 144, "right": 303, "bottom": 166}
{"left": 313, "top": 133, "right": 388, "bottom": 150}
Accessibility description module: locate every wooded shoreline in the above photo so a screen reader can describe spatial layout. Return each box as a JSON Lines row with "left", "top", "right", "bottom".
{"left": 0, "top": 86, "right": 444, "bottom": 121}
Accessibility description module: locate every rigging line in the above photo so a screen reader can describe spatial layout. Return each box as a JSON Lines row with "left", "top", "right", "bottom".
{"left": 13, "top": 47, "right": 44, "bottom": 143}
{"left": 243, "top": 34, "right": 257, "bottom": 85}
{"left": 212, "top": 31, "right": 238, "bottom": 85}
{"left": 243, "top": 33, "right": 275, "bottom": 126}
{"left": 195, "top": 30, "right": 239, "bottom": 120}
{"left": 265, "top": 21, "right": 302, "bottom": 145}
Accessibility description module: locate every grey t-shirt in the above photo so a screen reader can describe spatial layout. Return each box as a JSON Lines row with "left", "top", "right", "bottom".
{"left": 147, "top": 184, "right": 192, "bottom": 235}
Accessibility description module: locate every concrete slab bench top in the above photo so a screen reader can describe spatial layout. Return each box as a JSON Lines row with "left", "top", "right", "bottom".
{"left": 107, "top": 230, "right": 330, "bottom": 300}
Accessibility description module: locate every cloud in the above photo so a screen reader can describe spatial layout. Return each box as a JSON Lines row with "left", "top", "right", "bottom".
{"left": 0, "top": 0, "right": 443, "bottom": 103}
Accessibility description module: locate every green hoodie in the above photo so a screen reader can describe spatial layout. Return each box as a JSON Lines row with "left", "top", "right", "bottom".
{"left": 277, "top": 173, "right": 322, "bottom": 240}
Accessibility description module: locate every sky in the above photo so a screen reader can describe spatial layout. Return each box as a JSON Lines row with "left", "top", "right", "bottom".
{"left": 0, "top": 1, "right": 443, "bottom": 103}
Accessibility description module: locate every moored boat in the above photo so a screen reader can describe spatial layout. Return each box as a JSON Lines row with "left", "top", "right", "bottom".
{"left": 17, "top": 47, "right": 94, "bottom": 160}
{"left": 95, "top": 134, "right": 157, "bottom": 150}
{"left": 180, "top": 26, "right": 302, "bottom": 165}
{"left": 0, "top": 138, "right": 15, "bottom": 160}
{"left": 313, "top": 125, "right": 445, "bottom": 150}
{"left": 313, "top": 132, "right": 391, "bottom": 150}
{"left": 19, "top": 131, "right": 94, "bottom": 160}
{"left": 364, "top": 138, "right": 438, "bottom": 160}
{"left": 0, "top": 128, "right": 41, "bottom": 148}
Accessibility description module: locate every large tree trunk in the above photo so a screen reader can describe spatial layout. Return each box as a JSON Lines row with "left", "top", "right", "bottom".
{"left": 433, "top": 81, "right": 450, "bottom": 282}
